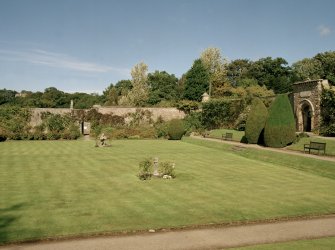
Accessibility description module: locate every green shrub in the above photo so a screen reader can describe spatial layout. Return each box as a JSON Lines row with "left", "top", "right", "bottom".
{"left": 201, "top": 98, "right": 246, "bottom": 129}
{"left": 138, "top": 158, "right": 153, "bottom": 180}
{"left": 167, "top": 119, "right": 185, "bottom": 140}
{"left": 264, "top": 94, "right": 296, "bottom": 148}
{"left": 320, "top": 89, "right": 335, "bottom": 136}
{"left": 245, "top": 98, "right": 268, "bottom": 144}
{"left": 183, "top": 112, "right": 203, "bottom": 134}
{"left": 158, "top": 161, "right": 176, "bottom": 178}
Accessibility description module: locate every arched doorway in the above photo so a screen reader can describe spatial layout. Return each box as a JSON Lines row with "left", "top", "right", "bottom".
{"left": 302, "top": 104, "right": 312, "bottom": 132}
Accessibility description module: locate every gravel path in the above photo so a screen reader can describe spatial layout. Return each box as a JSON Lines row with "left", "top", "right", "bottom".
{"left": 190, "top": 135, "right": 335, "bottom": 162}
{"left": 2, "top": 216, "right": 335, "bottom": 250}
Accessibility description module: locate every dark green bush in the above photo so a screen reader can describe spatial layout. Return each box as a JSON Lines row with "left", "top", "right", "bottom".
{"left": 245, "top": 98, "right": 268, "bottom": 144}
{"left": 167, "top": 119, "right": 185, "bottom": 140}
{"left": 138, "top": 158, "right": 153, "bottom": 180}
{"left": 264, "top": 94, "right": 296, "bottom": 148}
{"left": 158, "top": 161, "right": 176, "bottom": 178}
{"left": 320, "top": 89, "right": 335, "bottom": 136}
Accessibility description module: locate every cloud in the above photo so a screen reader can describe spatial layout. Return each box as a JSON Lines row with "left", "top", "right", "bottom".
{"left": 0, "top": 49, "right": 130, "bottom": 75}
{"left": 318, "top": 25, "right": 332, "bottom": 37}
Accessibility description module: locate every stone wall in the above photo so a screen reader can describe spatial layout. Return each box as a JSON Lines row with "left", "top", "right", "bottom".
{"left": 29, "top": 107, "right": 185, "bottom": 128}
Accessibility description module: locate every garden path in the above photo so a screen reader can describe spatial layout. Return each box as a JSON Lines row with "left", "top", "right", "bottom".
{"left": 1, "top": 216, "right": 335, "bottom": 250}
{"left": 191, "top": 135, "right": 335, "bottom": 162}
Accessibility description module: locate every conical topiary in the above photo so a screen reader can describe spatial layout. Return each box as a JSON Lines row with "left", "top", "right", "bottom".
{"left": 245, "top": 98, "right": 268, "bottom": 144}
{"left": 264, "top": 94, "right": 296, "bottom": 148}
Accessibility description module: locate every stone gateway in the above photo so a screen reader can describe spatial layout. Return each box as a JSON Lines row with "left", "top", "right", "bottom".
{"left": 291, "top": 79, "right": 330, "bottom": 133}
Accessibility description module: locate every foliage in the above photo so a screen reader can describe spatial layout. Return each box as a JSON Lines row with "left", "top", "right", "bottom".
{"left": 248, "top": 57, "right": 293, "bottom": 94}
{"left": 0, "top": 89, "right": 16, "bottom": 105}
{"left": 227, "top": 59, "right": 253, "bottom": 87}
{"left": 264, "top": 94, "right": 296, "bottom": 148}
{"left": 292, "top": 58, "right": 323, "bottom": 81}
{"left": 104, "top": 87, "right": 119, "bottom": 106}
{"left": 167, "top": 119, "right": 185, "bottom": 140}
{"left": 41, "top": 112, "right": 81, "bottom": 140}
{"left": 127, "top": 108, "right": 153, "bottom": 127}
{"left": 183, "top": 59, "right": 210, "bottom": 101}
{"left": 175, "top": 100, "right": 199, "bottom": 114}
{"left": 147, "top": 71, "right": 178, "bottom": 105}
{"left": 201, "top": 98, "right": 245, "bottom": 129}
{"left": 0, "top": 106, "right": 31, "bottom": 140}
{"left": 320, "top": 88, "right": 335, "bottom": 136}
{"left": 245, "top": 98, "right": 268, "bottom": 144}
{"left": 200, "top": 47, "right": 228, "bottom": 97}
{"left": 120, "top": 62, "right": 149, "bottom": 106}
{"left": 314, "top": 51, "right": 335, "bottom": 84}
{"left": 183, "top": 112, "right": 203, "bottom": 134}
{"left": 158, "top": 161, "right": 176, "bottom": 178}
{"left": 138, "top": 158, "right": 153, "bottom": 180}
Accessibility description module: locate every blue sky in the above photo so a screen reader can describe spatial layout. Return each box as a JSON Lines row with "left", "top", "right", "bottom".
{"left": 0, "top": 0, "right": 334, "bottom": 94}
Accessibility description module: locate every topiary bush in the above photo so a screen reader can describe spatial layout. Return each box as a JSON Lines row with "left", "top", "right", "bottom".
{"left": 138, "top": 158, "right": 153, "bottom": 180}
{"left": 264, "top": 94, "right": 296, "bottom": 148}
{"left": 245, "top": 98, "right": 268, "bottom": 144}
{"left": 167, "top": 119, "right": 185, "bottom": 140}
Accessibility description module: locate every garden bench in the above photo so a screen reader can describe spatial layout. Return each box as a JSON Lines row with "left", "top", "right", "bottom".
{"left": 222, "top": 132, "right": 233, "bottom": 141}
{"left": 304, "top": 141, "right": 326, "bottom": 155}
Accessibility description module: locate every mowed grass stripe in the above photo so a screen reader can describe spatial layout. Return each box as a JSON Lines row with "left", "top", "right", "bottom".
{"left": 0, "top": 140, "right": 335, "bottom": 243}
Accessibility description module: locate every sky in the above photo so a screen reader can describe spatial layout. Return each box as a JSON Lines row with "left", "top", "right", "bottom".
{"left": 0, "top": 0, "right": 334, "bottom": 94}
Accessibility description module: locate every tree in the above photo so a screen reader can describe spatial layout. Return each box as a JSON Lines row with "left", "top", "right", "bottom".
{"left": 248, "top": 57, "right": 293, "bottom": 94}
{"left": 292, "top": 58, "right": 323, "bottom": 81}
{"left": 147, "top": 71, "right": 178, "bottom": 105}
{"left": 183, "top": 59, "right": 210, "bottom": 101}
{"left": 200, "top": 47, "right": 228, "bottom": 97}
{"left": 120, "top": 62, "right": 149, "bottom": 106}
{"left": 0, "top": 89, "right": 16, "bottom": 105}
{"left": 264, "top": 94, "right": 296, "bottom": 148}
{"left": 314, "top": 51, "right": 335, "bottom": 85}
{"left": 227, "top": 59, "right": 253, "bottom": 87}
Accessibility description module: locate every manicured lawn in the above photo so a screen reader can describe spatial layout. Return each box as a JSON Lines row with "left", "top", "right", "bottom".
{"left": 230, "top": 237, "right": 335, "bottom": 250}
{"left": 287, "top": 137, "right": 335, "bottom": 156}
{"left": 209, "top": 128, "right": 245, "bottom": 142}
{"left": 1, "top": 139, "right": 335, "bottom": 244}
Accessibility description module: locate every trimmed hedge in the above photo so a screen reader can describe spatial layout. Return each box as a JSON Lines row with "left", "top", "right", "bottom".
{"left": 264, "top": 94, "right": 296, "bottom": 148}
{"left": 245, "top": 98, "right": 268, "bottom": 144}
{"left": 167, "top": 119, "right": 185, "bottom": 140}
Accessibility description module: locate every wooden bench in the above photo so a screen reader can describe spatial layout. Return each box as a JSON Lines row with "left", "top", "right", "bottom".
{"left": 304, "top": 141, "right": 326, "bottom": 155}
{"left": 222, "top": 132, "right": 233, "bottom": 141}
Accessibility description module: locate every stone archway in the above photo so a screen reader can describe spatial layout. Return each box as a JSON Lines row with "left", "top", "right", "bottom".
{"left": 291, "top": 79, "right": 330, "bottom": 133}
{"left": 296, "top": 99, "right": 315, "bottom": 132}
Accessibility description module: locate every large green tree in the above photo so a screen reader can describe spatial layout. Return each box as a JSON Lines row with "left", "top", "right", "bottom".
{"left": 147, "top": 71, "right": 178, "bottom": 105}
{"left": 314, "top": 51, "right": 335, "bottom": 85}
{"left": 183, "top": 59, "right": 210, "bottom": 101}
{"left": 248, "top": 57, "right": 293, "bottom": 94}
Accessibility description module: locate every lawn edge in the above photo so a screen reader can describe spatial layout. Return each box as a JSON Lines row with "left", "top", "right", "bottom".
{"left": 2, "top": 213, "right": 335, "bottom": 246}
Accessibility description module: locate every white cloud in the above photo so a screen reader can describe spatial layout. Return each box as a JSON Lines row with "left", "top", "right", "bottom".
{"left": 0, "top": 49, "right": 130, "bottom": 75}
{"left": 318, "top": 25, "right": 332, "bottom": 37}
